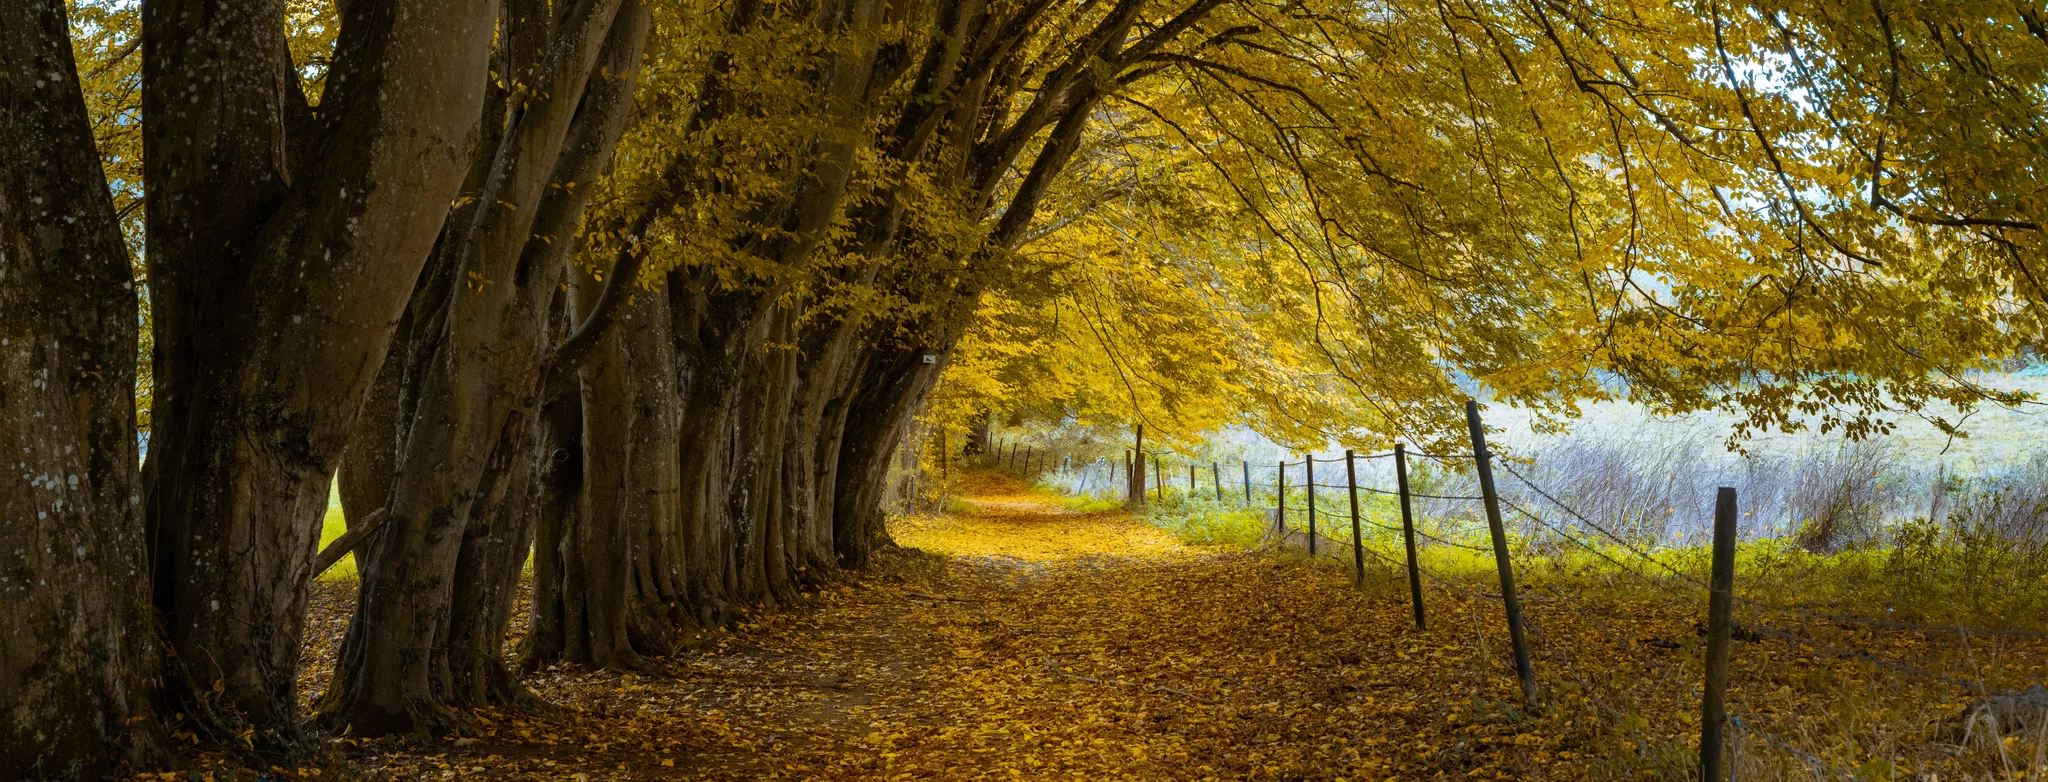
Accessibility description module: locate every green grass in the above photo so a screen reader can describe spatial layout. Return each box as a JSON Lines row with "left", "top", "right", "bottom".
{"left": 1054, "top": 493, "right": 1125, "bottom": 514}
{"left": 318, "top": 489, "right": 356, "bottom": 581}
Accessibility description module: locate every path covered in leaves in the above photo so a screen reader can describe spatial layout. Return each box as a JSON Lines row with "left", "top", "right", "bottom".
{"left": 183, "top": 472, "right": 2048, "bottom": 780}
{"left": 322, "top": 472, "right": 1615, "bottom": 780}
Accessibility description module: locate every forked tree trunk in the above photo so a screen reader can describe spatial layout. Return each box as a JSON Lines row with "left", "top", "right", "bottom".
{"left": 139, "top": 0, "right": 496, "bottom": 737}
{"left": 785, "top": 313, "right": 871, "bottom": 579}
{"left": 0, "top": 2, "right": 165, "bottom": 774}
{"left": 321, "top": 1, "right": 648, "bottom": 736}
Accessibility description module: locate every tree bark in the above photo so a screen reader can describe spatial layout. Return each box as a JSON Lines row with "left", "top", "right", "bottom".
{"left": 518, "top": 356, "right": 586, "bottom": 669}
{"left": 139, "top": 0, "right": 498, "bottom": 737}
{"left": 321, "top": 0, "right": 648, "bottom": 736}
{"left": 833, "top": 338, "right": 961, "bottom": 567}
{"left": 0, "top": 1, "right": 164, "bottom": 774}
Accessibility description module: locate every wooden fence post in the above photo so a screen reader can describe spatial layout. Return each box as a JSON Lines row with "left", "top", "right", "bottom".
{"left": 1122, "top": 450, "right": 1132, "bottom": 501}
{"left": 1700, "top": 487, "right": 1739, "bottom": 781}
{"left": 1467, "top": 399, "right": 1536, "bottom": 707}
{"left": 1277, "top": 461, "right": 1288, "bottom": 535}
{"left": 1241, "top": 461, "right": 1251, "bottom": 507}
{"left": 1154, "top": 454, "right": 1164, "bottom": 503}
{"left": 1188, "top": 461, "right": 1196, "bottom": 493}
{"left": 1346, "top": 449, "right": 1364, "bottom": 589}
{"left": 1130, "top": 425, "right": 1147, "bottom": 510}
{"left": 1212, "top": 462, "right": 1223, "bottom": 502}
{"left": 1396, "top": 444, "right": 1425, "bottom": 630}
{"left": 1305, "top": 455, "right": 1318, "bottom": 556}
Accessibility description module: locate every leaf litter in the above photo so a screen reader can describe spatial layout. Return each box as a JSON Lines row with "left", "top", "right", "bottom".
{"left": 148, "top": 472, "right": 2048, "bottom": 780}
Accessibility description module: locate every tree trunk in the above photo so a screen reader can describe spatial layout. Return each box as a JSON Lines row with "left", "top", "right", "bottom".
{"left": 0, "top": 1, "right": 165, "bottom": 774}
{"left": 833, "top": 339, "right": 959, "bottom": 568}
{"left": 527, "top": 276, "right": 691, "bottom": 670}
{"left": 140, "top": 0, "right": 497, "bottom": 737}
{"left": 964, "top": 410, "right": 993, "bottom": 455}
{"left": 564, "top": 272, "right": 660, "bottom": 670}
{"left": 319, "top": 1, "right": 648, "bottom": 736}
{"left": 518, "top": 363, "right": 585, "bottom": 669}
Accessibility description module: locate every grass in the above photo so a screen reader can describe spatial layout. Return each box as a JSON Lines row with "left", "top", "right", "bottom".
{"left": 318, "top": 486, "right": 355, "bottom": 580}
{"left": 1048, "top": 480, "right": 1269, "bottom": 548}
{"left": 1023, "top": 463, "right": 2048, "bottom": 778}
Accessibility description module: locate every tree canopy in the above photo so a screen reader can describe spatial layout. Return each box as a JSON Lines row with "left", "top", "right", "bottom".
{"left": 5, "top": 0, "right": 2047, "bottom": 775}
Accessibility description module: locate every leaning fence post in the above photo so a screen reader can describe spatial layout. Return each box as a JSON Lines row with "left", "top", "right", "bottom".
{"left": 1700, "top": 487, "right": 1739, "bottom": 781}
{"left": 1346, "top": 449, "right": 1364, "bottom": 589}
{"left": 1276, "top": 461, "right": 1288, "bottom": 535}
{"left": 1212, "top": 462, "right": 1223, "bottom": 502}
{"left": 1467, "top": 399, "right": 1536, "bottom": 707}
{"left": 1395, "top": 444, "right": 1425, "bottom": 630}
{"left": 1241, "top": 461, "right": 1251, "bottom": 507}
{"left": 1305, "top": 455, "right": 1318, "bottom": 556}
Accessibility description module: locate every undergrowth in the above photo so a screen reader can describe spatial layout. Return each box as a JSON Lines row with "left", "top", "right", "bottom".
{"left": 1024, "top": 464, "right": 2048, "bottom": 779}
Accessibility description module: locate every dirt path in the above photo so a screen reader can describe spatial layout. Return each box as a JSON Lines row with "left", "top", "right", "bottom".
{"left": 251, "top": 472, "right": 2048, "bottom": 781}
{"left": 326, "top": 473, "right": 1610, "bottom": 780}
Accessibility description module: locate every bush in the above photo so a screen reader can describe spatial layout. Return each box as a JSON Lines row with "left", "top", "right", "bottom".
{"left": 1779, "top": 439, "right": 1903, "bottom": 552}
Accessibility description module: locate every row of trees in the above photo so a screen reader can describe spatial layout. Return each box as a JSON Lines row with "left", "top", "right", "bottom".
{"left": 7, "top": 0, "right": 2047, "bottom": 777}
{"left": 4, "top": 0, "right": 1240, "bottom": 774}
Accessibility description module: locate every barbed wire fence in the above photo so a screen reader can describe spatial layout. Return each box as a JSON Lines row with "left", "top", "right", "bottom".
{"left": 963, "top": 400, "right": 2048, "bottom": 779}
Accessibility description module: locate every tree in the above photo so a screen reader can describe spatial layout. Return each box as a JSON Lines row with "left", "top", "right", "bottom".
{"left": 1, "top": 1, "right": 162, "bottom": 775}
{"left": 930, "top": 0, "right": 2047, "bottom": 454}
{"left": 13, "top": 0, "right": 2048, "bottom": 772}
{"left": 320, "top": 0, "right": 653, "bottom": 736}
{"left": 139, "top": 0, "right": 498, "bottom": 740}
